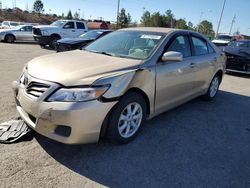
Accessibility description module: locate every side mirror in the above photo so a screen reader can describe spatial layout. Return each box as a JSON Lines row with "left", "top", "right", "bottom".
{"left": 161, "top": 51, "right": 183, "bottom": 62}
{"left": 20, "top": 28, "right": 25, "bottom": 31}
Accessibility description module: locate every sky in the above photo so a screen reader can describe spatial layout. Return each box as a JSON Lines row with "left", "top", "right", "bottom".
{"left": 1, "top": 0, "right": 250, "bottom": 35}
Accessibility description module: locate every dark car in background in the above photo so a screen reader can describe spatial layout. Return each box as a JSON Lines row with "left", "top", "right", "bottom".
{"left": 223, "top": 40, "right": 250, "bottom": 74}
{"left": 55, "top": 29, "right": 112, "bottom": 52}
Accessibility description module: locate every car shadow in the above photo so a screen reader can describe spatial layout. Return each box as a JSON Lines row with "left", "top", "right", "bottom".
{"left": 36, "top": 90, "right": 250, "bottom": 187}
{"left": 226, "top": 71, "right": 250, "bottom": 79}
{"left": 13, "top": 41, "right": 38, "bottom": 45}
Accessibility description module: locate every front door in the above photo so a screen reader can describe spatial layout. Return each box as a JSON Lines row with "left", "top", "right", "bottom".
{"left": 155, "top": 35, "right": 197, "bottom": 113}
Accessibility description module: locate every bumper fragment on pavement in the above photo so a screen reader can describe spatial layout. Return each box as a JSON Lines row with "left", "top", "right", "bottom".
{"left": 0, "top": 120, "right": 30, "bottom": 143}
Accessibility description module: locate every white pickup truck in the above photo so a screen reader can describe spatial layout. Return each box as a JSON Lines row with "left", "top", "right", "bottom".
{"left": 33, "top": 20, "right": 88, "bottom": 48}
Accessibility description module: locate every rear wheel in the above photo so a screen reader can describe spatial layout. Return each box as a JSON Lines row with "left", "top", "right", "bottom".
{"left": 202, "top": 74, "right": 221, "bottom": 101}
{"left": 5, "top": 34, "right": 15, "bottom": 43}
{"left": 106, "top": 92, "right": 146, "bottom": 144}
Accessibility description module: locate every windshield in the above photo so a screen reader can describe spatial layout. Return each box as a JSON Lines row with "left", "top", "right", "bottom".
{"left": 2, "top": 22, "right": 9, "bottom": 26}
{"left": 80, "top": 31, "right": 104, "bottom": 40}
{"left": 228, "top": 41, "right": 249, "bottom": 47}
{"left": 216, "top": 35, "right": 232, "bottom": 41}
{"left": 51, "top": 20, "right": 67, "bottom": 27}
{"left": 85, "top": 31, "right": 165, "bottom": 60}
{"left": 10, "top": 22, "right": 19, "bottom": 26}
{"left": 14, "top": 26, "right": 24, "bottom": 30}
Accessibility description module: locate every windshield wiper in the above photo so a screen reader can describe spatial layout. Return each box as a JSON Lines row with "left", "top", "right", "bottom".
{"left": 88, "top": 50, "right": 114, "bottom": 56}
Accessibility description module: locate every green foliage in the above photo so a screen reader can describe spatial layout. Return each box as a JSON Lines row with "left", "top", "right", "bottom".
{"left": 74, "top": 11, "right": 80, "bottom": 20}
{"left": 140, "top": 10, "right": 151, "bottom": 27}
{"left": 175, "top": 19, "right": 188, "bottom": 29}
{"left": 197, "top": 20, "right": 214, "bottom": 38}
{"left": 66, "top": 10, "right": 73, "bottom": 20}
{"left": 33, "top": 0, "right": 44, "bottom": 16}
{"left": 140, "top": 9, "right": 214, "bottom": 37}
{"left": 117, "top": 8, "right": 131, "bottom": 28}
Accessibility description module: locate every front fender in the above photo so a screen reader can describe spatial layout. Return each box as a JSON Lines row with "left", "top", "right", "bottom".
{"left": 92, "top": 70, "right": 136, "bottom": 98}
{"left": 92, "top": 67, "right": 156, "bottom": 115}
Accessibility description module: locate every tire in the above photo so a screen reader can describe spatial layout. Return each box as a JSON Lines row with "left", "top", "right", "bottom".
{"left": 106, "top": 92, "right": 147, "bottom": 144}
{"left": 5, "top": 34, "right": 15, "bottom": 43}
{"left": 40, "top": 44, "right": 46, "bottom": 48}
{"left": 202, "top": 73, "right": 221, "bottom": 101}
{"left": 49, "top": 35, "right": 60, "bottom": 49}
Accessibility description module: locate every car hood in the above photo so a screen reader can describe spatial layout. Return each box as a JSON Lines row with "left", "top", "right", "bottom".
{"left": 223, "top": 46, "right": 250, "bottom": 59}
{"left": 33, "top": 25, "right": 58, "bottom": 30}
{"left": 27, "top": 50, "right": 142, "bottom": 86}
{"left": 57, "top": 38, "right": 93, "bottom": 44}
{"left": 212, "top": 39, "right": 230, "bottom": 44}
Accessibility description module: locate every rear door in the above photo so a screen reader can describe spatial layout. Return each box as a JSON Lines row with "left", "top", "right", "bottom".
{"left": 62, "top": 21, "right": 77, "bottom": 38}
{"left": 75, "top": 22, "right": 87, "bottom": 37}
{"left": 155, "top": 34, "right": 198, "bottom": 112}
{"left": 190, "top": 35, "right": 219, "bottom": 93}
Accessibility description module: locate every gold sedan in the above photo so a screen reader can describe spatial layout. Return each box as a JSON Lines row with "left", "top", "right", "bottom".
{"left": 12, "top": 27, "right": 226, "bottom": 144}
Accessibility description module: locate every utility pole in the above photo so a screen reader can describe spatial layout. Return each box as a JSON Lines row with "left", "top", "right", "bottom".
{"left": 12, "top": 0, "right": 16, "bottom": 9}
{"left": 229, "top": 15, "right": 236, "bottom": 35}
{"left": 25, "top": 2, "right": 29, "bottom": 11}
{"left": 215, "top": 0, "right": 226, "bottom": 37}
{"left": 116, "top": 0, "right": 120, "bottom": 28}
{"left": 196, "top": 12, "right": 204, "bottom": 32}
{"left": 0, "top": 1, "right": 2, "bottom": 10}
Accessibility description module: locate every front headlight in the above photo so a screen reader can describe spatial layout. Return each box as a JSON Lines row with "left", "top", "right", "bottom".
{"left": 47, "top": 86, "right": 110, "bottom": 102}
{"left": 41, "top": 30, "right": 49, "bottom": 35}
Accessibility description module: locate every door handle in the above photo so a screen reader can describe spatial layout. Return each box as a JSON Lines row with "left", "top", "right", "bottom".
{"left": 189, "top": 63, "right": 197, "bottom": 68}
{"left": 72, "top": 30, "right": 76, "bottom": 32}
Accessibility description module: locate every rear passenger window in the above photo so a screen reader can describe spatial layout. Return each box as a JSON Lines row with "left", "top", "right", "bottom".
{"left": 192, "top": 36, "right": 208, "bottom": 55}
{"left": 167, "top": 35, "right": 191, "bottom": 57}
{"left": 77, "top": 22, "right": 85, "bottom": 29}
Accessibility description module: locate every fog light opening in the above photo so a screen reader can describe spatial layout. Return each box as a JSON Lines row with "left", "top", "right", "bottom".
{"left": 54, "top": 125, "right": 71, "bottom": 137}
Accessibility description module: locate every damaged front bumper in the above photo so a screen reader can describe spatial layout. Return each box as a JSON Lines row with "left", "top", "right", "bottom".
{"left": 12, "top": 79, "right": 117, "bottom": 144}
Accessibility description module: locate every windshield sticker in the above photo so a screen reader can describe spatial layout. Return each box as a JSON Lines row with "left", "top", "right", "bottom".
{"left": 140, "top": 35, "right": 162, "bottom": 40}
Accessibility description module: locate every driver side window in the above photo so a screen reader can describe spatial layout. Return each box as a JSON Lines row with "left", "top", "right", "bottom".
{"left": 167, "top": 35, "right": 191, "bottom": 57}
{"left": 63, "top": 22, "right": 75, "bottom": 29}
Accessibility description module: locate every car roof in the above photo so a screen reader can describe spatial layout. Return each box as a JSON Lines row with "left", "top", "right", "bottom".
{"left": 88, "top": 29, "right": 112, "bottom": 32}
{"left": 59, "top": 19, "right": 86, "bottom": 22}
{"left": 120, "top": 27, "right": 179, "bottom": 34}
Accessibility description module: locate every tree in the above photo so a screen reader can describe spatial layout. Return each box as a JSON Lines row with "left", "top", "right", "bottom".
{"left": 66, "top": 10, "right": 73, "bottom": 20}
{"left": 33, "top": 0, "right": 44, "bottom": 16}
{"left": 163, "top": 9, "right": 175, "bottom": 27}
{"left": 141, "top": 10, "right": 151, "bottom": 27}
{"left": 175, "top": 19, "right": 188, "bottom": 29}
{"left": 74, "top": 11, "right": 80, "bottom": 20}
{"left": 197, "top": 20, "right": 214, "bottom": 38}
{"left": 61, "top": 13, "right": 65, "bottom": 18}
{"left": 117, "top": 8, "right": 131, "bottom": 28}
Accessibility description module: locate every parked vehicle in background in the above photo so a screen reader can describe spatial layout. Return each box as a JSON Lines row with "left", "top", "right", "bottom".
{"left": 212, "top": 34, "right": 232, "bottom": 46}
{"left": 0, "top": 21, "right": 22, "bottom": 29}
{"left": 13, "top": 28, "right": 225, "bottom": 145}
{"left": 56, "top": 29, "right": 112, "bottom": 52}
{"left": 223, "top": 40, "right": 250, "bottom": 74}
{"left": 0, "top": 21, "right": 39, "bottom": 29}
{"left": 33, "top": 20, "right": 88, "bottom": 49}
{"left": 0, "top": 25, "right": 34, "bottom": 43}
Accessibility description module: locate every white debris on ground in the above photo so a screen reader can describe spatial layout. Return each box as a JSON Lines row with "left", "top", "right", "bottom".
{"left": 0, "top": 120, "right": 30, "bottom": 143}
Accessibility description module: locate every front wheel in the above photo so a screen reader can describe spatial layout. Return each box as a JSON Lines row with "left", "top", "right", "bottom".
{"left": 202, "top": 74, "right": 220, "bottom": 101}
{"left": 49, "top": 36, "right": 60, "bottom": 49}
{"left": 106, "top": 92, "right": 147, "bottom": 144}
